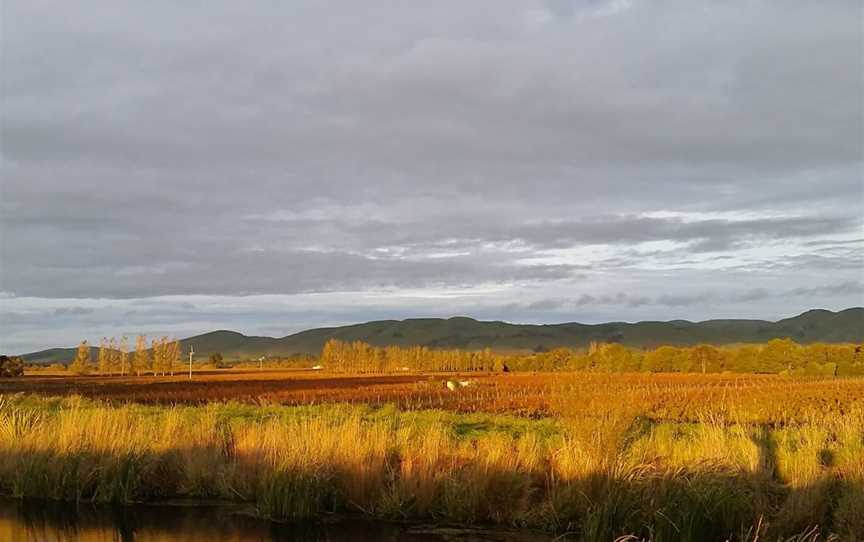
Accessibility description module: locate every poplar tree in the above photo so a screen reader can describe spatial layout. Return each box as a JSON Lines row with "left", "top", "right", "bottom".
{"left": 70, "top": 340, "right": 93, "bottom": 375}
{"left": 133, "top": 335, "right": 149, "bottom": 376}
{"left": 119, "top": 336, "right": 129, "bottom": 376}
{"left": 152, "top": 336, "right": 172, "bottom": 376}
{"left": 98, "top": 337, "right": 110, "bottom": 375}
{"left": 173, "top": 339, "right": 181, "bottom": 376}
{"left": 166, "top": 339, "right": 180, "bottom": 376}
{"left": 108, "top": 337, "right": 120, "bottom": 375}
{"left": 152, "top": 337, "right": 164, "bottom": 375}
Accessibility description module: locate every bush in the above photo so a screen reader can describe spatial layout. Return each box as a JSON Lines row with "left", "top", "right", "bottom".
{"left": 0, "top": 355, "right": 25, "bottom": 377}
{"left": 209, "top": 353, "right": 227, "bottom": 368}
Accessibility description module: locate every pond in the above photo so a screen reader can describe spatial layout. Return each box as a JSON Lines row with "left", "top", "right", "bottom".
{"left": 0, "top": 498, "right": 551, "bottom": 542}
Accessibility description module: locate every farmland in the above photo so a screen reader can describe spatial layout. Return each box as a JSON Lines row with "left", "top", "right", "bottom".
{"left": 1, "top": 369, "right": 863, "bottom": 540}
{"left": 4, "top": 369, "right": 864, "bottom": 423}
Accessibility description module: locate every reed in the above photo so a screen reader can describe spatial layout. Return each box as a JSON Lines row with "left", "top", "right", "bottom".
{"left": 0, "top": 393, "right": 860, "bottom": 540}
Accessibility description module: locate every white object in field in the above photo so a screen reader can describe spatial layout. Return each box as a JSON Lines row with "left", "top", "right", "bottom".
{"left": 399, "top": 366, "right": 410, "bottom": 371}
{"left": 445, "top": 379, "right": 475, "bottom": 391}
{"left": 311, "top": 365, "right": 323, "bottom": 370}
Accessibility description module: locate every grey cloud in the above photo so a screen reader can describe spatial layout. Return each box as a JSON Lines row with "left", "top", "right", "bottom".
{"left": 728, "top": 283, "right": 864, "bottom": 303}
{"left": 507, "top": 292, "right": 692, "bottom": 311}
{"left": 1, "top": 211, "right": 856, "bottom": 298}
{"left": 525, "top": 299, "right": 566, "bottom": 311}
{"left": 505, "top": 281, "right": 864, "bottom": 313}
{"left": 654, "top": 294, "right": 713, "bottom": 307}
{"left": 803, "top": 238, "right": 864, "bottom": 247}
{"left": 0, "top": 245, "right": 584, "bottom": 298}
{"left": 1, "top": 0, "right": 862, "bottom": 351}
{"left": 734, "top": 288, "right": 771, "bottom": 303}
{"left": 52, "top": 307, "right": 96, "bottom": 316}
{"left": 788, "top": 281, "right": 864, "bottom": 298}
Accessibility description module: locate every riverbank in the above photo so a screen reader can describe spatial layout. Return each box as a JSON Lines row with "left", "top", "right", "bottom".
{"left": 0, "top": 394, "right": 861, "bottom": 540}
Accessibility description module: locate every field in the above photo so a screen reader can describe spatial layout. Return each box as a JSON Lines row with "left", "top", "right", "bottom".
{"left": 1, "top": 370, "right": 863, "bottom": 540}
{"left": 6, "top": 369, "right": 864, "bottom": 424}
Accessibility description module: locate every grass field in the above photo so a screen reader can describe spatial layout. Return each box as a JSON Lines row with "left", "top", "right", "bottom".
{"left": 1, "top": 370, "right": 863, "bottom": 540}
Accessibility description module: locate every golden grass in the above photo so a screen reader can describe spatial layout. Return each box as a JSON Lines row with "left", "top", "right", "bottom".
{"left": 0, "top": 392, "right": 861, "bottom": 541}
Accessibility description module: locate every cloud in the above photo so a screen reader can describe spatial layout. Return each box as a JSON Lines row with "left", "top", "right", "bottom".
{"left": 1, "top": 0, "right": 861, "bottom": 351}
{"left": 525, "top": 298, "right": 566, "bottom": 311}
{"left": 52, "top": 307, "right": 96, "bottom": 316}
{"left": 1, "top": 212, "right": 857, "bottom": 298}
{"left": 503, "top": 281, "right": 864, "bottom": 313}
{"left": 788, "top": 281, "right": 864, "bottom": 298}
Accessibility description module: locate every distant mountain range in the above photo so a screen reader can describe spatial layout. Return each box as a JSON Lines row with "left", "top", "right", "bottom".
{"left": 19, "top": 308, "right": 864, "bottom": 365}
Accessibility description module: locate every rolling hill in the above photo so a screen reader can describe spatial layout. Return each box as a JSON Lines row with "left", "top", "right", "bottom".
{"left": 19, "top": 307, "right": 864, "bottom": 365}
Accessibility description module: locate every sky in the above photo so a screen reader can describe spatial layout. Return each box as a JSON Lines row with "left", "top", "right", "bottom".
{"left": 1, "top": 0, "right": 863, "bottom": 354}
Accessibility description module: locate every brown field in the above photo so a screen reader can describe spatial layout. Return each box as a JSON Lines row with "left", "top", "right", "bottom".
{"left": 5, "top": 369, "right": 864, "bottom": 424}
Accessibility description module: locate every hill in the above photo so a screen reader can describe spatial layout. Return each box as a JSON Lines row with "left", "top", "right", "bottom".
{"left": 19, "top": 308, "right": 864, "bottom": 364}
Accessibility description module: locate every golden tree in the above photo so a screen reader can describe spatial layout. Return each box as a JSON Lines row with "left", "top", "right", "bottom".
{"left": 118, "top": 336, "right": 129, "bottom": 376}
{"left": 69, "top": 340, "right": 93, "bottom": 375}
{"left": 133, "top": 335, "right": 150, "bottom": 376}
{"left": 98, "top": 337, "right": 110, "bottom": 375}
{"left": 151, "top": 337, "right": 164, "bottom": 376}
{"left": 166, "top": 339, "right": 180, "bottom": 376}
{"left": 109, "top": 337, "right": 120, "bottom": 375}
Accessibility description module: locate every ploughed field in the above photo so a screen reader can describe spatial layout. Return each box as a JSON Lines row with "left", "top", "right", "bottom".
{"left": 5, "top": 369, "right": 864, "bottom": 424}
{"left": 6, "top": 370, "right": 437, "bottom": 406}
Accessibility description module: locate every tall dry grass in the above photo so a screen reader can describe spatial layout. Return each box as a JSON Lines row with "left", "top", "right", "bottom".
{"left": 0, "top": 394, "right": 861, "bottom": 541}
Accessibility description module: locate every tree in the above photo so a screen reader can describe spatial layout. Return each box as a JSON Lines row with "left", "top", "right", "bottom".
{"left": 69, "top": 340, "right": 93, "bottom": 375}
{"left": 759, "top": 338, "right": 802, "bottom": 373}
{"left": 0, "top": 355, "right": 24, "bottom": 377}
{"left": 728, "top": 345, "right": 760, "bottom": 373}
{"left": 150, "top": 336, "right": 177, "bottom": 376}
{"left": 133, "top": 335, "right": 149, "bottom": 376}
{"left": 320, "top": 339, "right": 341, "bottom": 371}
{"left": 643, "top": 346, "right": 687, "bottom": 373}
{"left": 167, "top": 339, "right": 180, "bottom": 376}
{"left": 98, "top": 337, "right": 111, "bottom": 374}
{"left": 108, "top": 337, "right": 121, "bottom": 374}
{"left": 209, "top": 352, "right": 224, "bottom": 368}
{"left": 592, "top": 343, "right": 638, "bottom": 372}
{"left": 152, "top": 337, "right": 170, "bottom": 376}
{"left": 689, "top": 344, "right": 724, "bottom": 373}
{"left": 118, "top": 336, "right": 129, "bottom": 376}
{"left": 151, "top": 338, "right": 161, "bottom": 375}
{"left": 540, "top": 348, "right": 571, "bottom": 371}
{"left": 846, "top": 345, "right": 864, "bottom": 376}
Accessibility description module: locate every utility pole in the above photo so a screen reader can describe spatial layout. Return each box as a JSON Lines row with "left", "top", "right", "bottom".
{"left": 258, "top": 355, "right": 265, "bottom": 370}
{"left": 188, "top": 346, "right": 195, "bottom": 380}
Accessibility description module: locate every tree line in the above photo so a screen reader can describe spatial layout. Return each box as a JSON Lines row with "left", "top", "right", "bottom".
{"left": 68, "top": 336, "right": 183, "bottom": 376}
{"left": 320, "top": 339, "right": 499, "bottom": 373}
{"left": 46, "top": 336, "right": 864, "bottom": 376}
{"left": 319, "top": 338, "right": 864, "bottom": 376}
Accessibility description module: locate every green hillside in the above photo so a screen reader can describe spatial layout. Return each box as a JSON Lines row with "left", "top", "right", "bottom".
{"left": 19, "top": 308, "right": 864, "bottom": 364}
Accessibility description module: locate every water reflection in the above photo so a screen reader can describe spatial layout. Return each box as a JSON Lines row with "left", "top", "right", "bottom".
{"left": 0, "top": 499, "right": 548, "bottom": 542}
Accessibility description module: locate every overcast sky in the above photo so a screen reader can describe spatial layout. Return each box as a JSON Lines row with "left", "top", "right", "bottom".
{"left": 2, "top": 0, "right": 863, "bottom": 353}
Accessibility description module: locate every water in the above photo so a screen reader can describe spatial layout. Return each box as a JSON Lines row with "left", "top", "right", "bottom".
{"left": 0, "top": 499, "right": 550, "bottom": 542}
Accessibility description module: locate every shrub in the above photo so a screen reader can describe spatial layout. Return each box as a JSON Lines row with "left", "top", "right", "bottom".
{"left": 0, "top": 356, "right": 24, "bottom": 377}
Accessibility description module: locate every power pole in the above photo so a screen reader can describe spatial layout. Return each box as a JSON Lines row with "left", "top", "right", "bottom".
{"left": 188, "top": 346, "right": 195, "bottom": 380}
{"left": 259, "top": 355, "right": 265, "bottom": 370}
